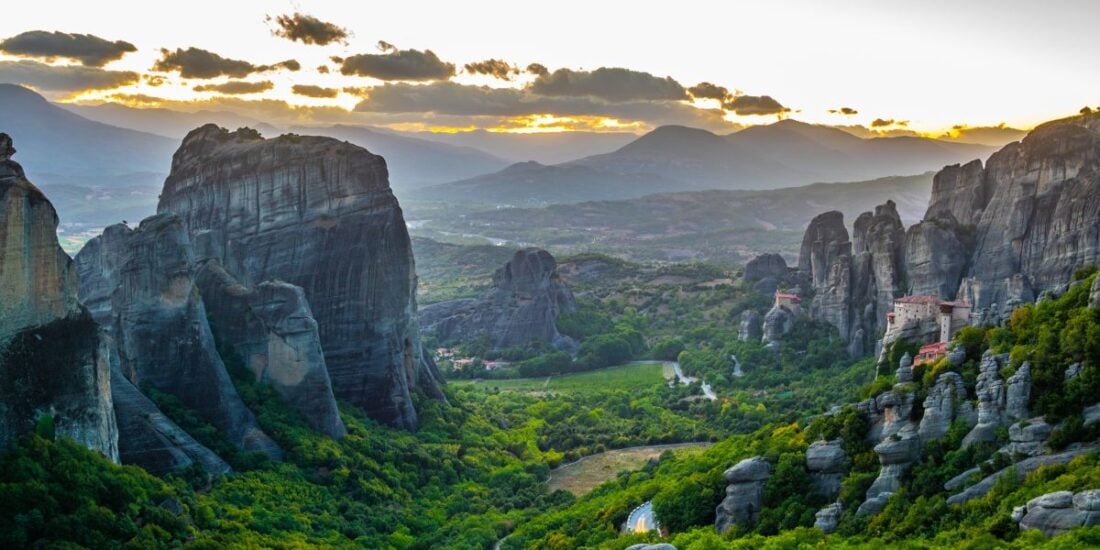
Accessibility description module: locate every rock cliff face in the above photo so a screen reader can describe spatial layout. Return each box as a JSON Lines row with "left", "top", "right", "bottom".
{"left": 799, "top": 202, "right": 906, "bottom": 357}
{"left": 0, "top": 134, "right": 118, "bottom": 459}
{"left": 195, "top": 261, "right": 346, "bottom": 438}
{"left": 419, "top": 248, "right": 577, "bottom": 352}
{"left": 744, "top": 253, "right": 789, "bottom": 294}
{"left": 156, "top": 125, "right": 444, "bottom": 430}
{"left": 76, "top": 215, "right": 280, "bottom": 460}
{"left": 738, "top": 310, "right": 763, "bottom": 342}
{"left": 920, "top": 113, "right": 1100, "bottom": 318}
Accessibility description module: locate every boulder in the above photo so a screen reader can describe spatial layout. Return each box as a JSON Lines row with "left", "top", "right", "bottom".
{"left": 806, "top": 440, "right": 847, "bottom": 499}
{"left": 195, "top": 260, "right": 346, "bottom": 438}
{"left": 761, "top": 304, "right": 795, "bottom": 344}
{"left": 738, "top": 309, "right": 763, "bottom": 342}
{"left": 156, "top": 125, "right": 444, "bottom": 430}
{"left": 420, "top": 248, "right": 577, "bottom": 353}
{"left": 1018, "top": 489, "right": 1100, "bottom": 536}
{"left": 861, "top": 426, "right": 920, "bottom": 515}
{"left": 1004, "top": 418, "right": 1051, "bottom": 457}
{"left": 814, "top": 502, "right": 843, "bottom": 534}
{"left": 0, "top": 133, "right": 118, "bottom": 459}
{"left": 716, "top": 457, "right": 771, "bottom": 532}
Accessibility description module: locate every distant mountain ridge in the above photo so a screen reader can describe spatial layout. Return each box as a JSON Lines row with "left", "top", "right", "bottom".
{"left": 420, "top": 120, "right": 996, "bottom": 205}
{"left": 0, "top": 84, "right": 177, "bottom": 188}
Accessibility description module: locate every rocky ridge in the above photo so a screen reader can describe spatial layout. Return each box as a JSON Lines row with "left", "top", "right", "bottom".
{"left": 0, "top": 134, "right": 118, "bottom": 459}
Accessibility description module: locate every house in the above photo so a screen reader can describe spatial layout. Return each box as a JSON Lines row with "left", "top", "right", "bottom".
{"left": 914, "top": 342, "right": 947, "bottom": 366}
{"left": 774, "top": 292, "right": 802, "bottom": 316}
{"left": 938, "top": 300, "right": 972, "bottom": 343}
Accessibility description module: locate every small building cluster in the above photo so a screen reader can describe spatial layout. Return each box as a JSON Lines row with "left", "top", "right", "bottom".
{"left": 885, "top": 295, "right": 971, "bottom": 366}
{"left": 774, "top": 292, "right": 802, "bottom": 316}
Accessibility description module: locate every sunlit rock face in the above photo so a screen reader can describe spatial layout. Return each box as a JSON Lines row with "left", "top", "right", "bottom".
{"left": 156, "top": 125, "right": 444, "bottom": 430}
{"left": 76, "top": 215, "right": 281, "bottom": 460}
{"left": 419, "top": 248, "right": 578, "bottom": 352}
{"left": 0, "top": 133, "right": 118, "bottom": 460}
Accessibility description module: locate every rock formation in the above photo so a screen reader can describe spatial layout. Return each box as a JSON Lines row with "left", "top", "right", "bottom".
{"left": 814, "top": 502, "right": 843, "bottom": 534}
{"left": 744, "top": 253, "right": 788, "bottom": 294}
{"left": 961, "top": 351, "right": 1029, "bottom": 448}
{"left": 806, "top": 440, "right": 847, "bottom": 499}
{"left": 155, "top": 125, "right": 444, "bottom": 430}
{"left": 0, "top": 133, "right": 118, "bottom": 459}
{"left": 75, "top": 215, "right": 281, "bottom": 460}
{"left": 858, "top": 425, "right": 921, "bottom": 516}
{"left": 110, "top": 362, "right": 230, "bottom": 475}
{"left": 799, "top": 202, "right": 906, "bottom": 357}
{"left": 195, "top": 260, "right": 346, "bottom": 438}
{"left": 419, "top": 248, "right": 577, "bottom": 352}
{"left": 1003, "top": 418, "right": 1052, "bottom": 458}
{"left": 1016, "top": 490, "right": 1100, "bottom": 537}
{"left": 738, "top": 310, "right": 763, "bottom": 342}
{"left": 761, "top": 304, "right": 794, "bottom": 346}
{"left": 715, "top": 456, "right": 771, "bottom": 533}
{"left": 918, "top": 371, "right": 975, "bottom": 441}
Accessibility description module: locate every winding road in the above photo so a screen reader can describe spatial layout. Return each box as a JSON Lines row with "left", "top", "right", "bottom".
{"left": 623, "top": 501, "right": 658, "bottom": 534}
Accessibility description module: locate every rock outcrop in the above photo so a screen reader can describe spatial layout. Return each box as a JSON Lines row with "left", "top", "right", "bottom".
{"left": 814, "top": 502, "right": 843, "bottom": 534}
{"left": 859, "top": 425, "right": 921, "bottom": 516}
{"left": 76, "top": 215, "right": 281, "bottom": 460}
{"left": 799, "top": 202, "right": 906, "bottom": 357}
{"left": 806, "top": 440, "right": 847, "bottom": 499}
{"left": 947, "top": 444, "right": 1100, "bottom": 505}
{"left": 155, "top": 125, "right": 444, "bottom": 430}
{"left": 961, "top": 351, "right": 1030, "bottom": 448}
{"left": 419, "top": 248, "right": 577, "bottom": 352}
{"left": 1003, "top": 418, "right": 1052, "bottom": 458}
{"left": 195, "top": 261, "right": 346, "bottom": 438}
{"left": 918, "top": 371, "right": 975, "bottom": 441}
{"left": 110, "top": 362, "right": 230, "bottom": 475}
{"left": 744, "top": 253, "right": 789, "bottom": 294}
{"left": 1016, "top": 490, "right": 1100, "bottom": 537}
{"left": 0, "top": 133, "right": 118, "bottom": 459}
{"left": 738, "top": 309, "right": 763, "bottom": 342}
{"left": 761, "top": 304, "right": 794, "bottom": 346}
{"left": 715, "top": 456, "right": 771, "bottom": 533}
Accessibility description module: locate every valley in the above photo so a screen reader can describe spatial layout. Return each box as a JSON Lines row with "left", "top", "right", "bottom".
{"left": 2, "top": 8, "right": 1100, "bottom": 548}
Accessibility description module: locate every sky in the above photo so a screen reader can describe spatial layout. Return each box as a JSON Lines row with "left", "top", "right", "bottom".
{"left": 1, "top": 0, "right": 1098, "bottom": 136}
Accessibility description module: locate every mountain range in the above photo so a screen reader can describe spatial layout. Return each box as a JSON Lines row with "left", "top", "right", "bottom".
{"left": 418, "top": 121, "right": 996, "bottom": 205}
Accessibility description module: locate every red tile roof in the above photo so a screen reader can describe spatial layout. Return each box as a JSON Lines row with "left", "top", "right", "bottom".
{"left": 775, "top": 292, "right": 801, "bottom": 302}
{"left": 918, "top": 342, "right": 948, "bottom": 355}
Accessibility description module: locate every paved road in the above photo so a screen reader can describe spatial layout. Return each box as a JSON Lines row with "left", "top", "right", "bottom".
{"left": 624, "top": 501, "right": 658, "bottom": 533}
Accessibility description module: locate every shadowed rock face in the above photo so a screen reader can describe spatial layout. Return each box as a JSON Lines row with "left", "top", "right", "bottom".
{"left": 715, "top": 456, "right": 771, "bottom": 533}
{"left": 156, "top": 125, "right": 444, "bottom": 430}
{"left": 76, "top": 215, "right": 281, "bottom": 460}
{"left": 0, "top": 133, "right": 118, "bottom": 459}
{"left": 799, "top": 202, "right": 906, "bottom": 357}
{"left": 419, "top": 248, "right": 577, "bottom": 352}
{"left": 195, "top": 260, "right": 345, "bottom": 438}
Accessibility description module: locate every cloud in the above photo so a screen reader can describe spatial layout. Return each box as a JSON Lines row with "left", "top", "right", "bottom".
{"left": 268, "top": 12, "right": 349, "bottom": 46}
{"left": 152, "top": 47, "right": 299, "bottom": 78}
{"left": 292, "top": 84, "right": 338, "bottom": 98}
{"left": 829, "top": 106, "right": 858, "bottom": 115}
{"left": 938, "top": 123, "right": 1027, "bottom": 146}
{"left": 193, "top": 80, "right": 273, "bottom": 94}
{"left": 339, "top": 48, "right": 455, "bottom": 81}
{"left": 352, "top": 81, "right": 730, "bottom": 130}
{"left": 464, "top": 59, "right": 519, "bottom": 80}
{"left": 831, "top": 124, "right": 919, "bottom": 139}
{"left": 376, "top": 40, "right": 397, "bottom": 53}
{"left": 0, "top": 59, "right": 138, "bottom": 93}
{"left": 688, "top": 82, "right": 730, "bottom": 101}
{"left": 722, "top": 94, "right": 789, "bottom": 116}
{"left": 870, "top": 118, "right": 908, "bottom": 127}
{"left": 317, "top": 65, "right": 330, "bottom": 74}
{"left": 526, "top": 63, "right": 549, "bottom": 77}
{"left": 528, "top": 67, "right": 687, "bottom": 102}
{"left": 0, "top": 30, "right": 136, "bottom": 67}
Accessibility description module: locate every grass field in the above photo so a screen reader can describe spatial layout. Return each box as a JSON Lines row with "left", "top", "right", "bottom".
{"left": 452, "top": 361, "right": 673, "bottom": 395}
{"left": 548, "top": 442, "right": 712, "bottom": 496}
